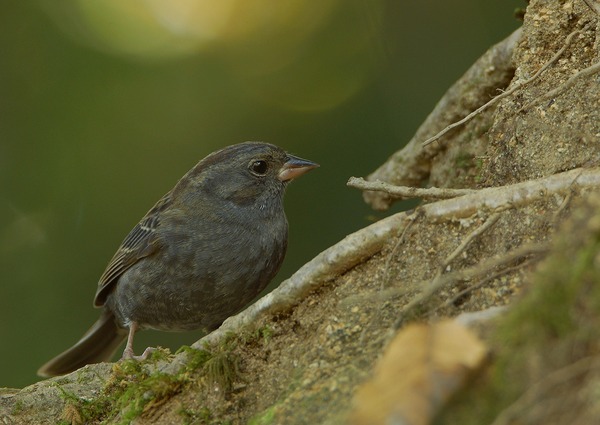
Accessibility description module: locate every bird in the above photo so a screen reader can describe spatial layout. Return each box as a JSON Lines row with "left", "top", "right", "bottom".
{"left": 38, "top": 141, "right": 318, "bottom": 377}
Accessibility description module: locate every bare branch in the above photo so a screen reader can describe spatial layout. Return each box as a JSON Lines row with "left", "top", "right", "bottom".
{"left": 582, "top": 0, "right": 600, "bottom": 15}
{"left": 396, "top": 243, "right": 549, "bottom": 326}
{"left": 519, "top": 60, "right": 600, "bottom": 111}
{"left": 363, "top": 28, "right": 522, "bottom": 210}
{"left": 175, "top": 167, "right": 600, "bottom": 364}
{"left": 348, "top": 177, "right": 476, "bottom": 201}
{"left": 422, "top": 25, "right": 588, "bottom": 147}
{"left": 396, "top": 213, "right": 503, "bottom": 324}
{"left": 441, "top": 258, "right": 538, "bottom": 309}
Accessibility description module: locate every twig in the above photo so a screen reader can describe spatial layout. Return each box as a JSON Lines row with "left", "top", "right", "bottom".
{"left": 443, "top": 213, "right": 501, "bottom": 270}
{"left": 441, "top": 258, "right": 537, "bottom": 309}
{"left": 356, "top": 168, "right": 600, "bottom": 220}
{"left": 395, "top": 213, "right": 502, "bottom": 326}
{"left": 363, "top": 29, "right": 521, "bottom": 210}
{"left": 426, "top": 243, "right": 548, "bottom": 290}
{"left": 490, "top": 355, "right": 600, "bottom": 425}
{"left": 423, "top": 167, "right": 600, "bottom": 220}
{"left": 381, "top": 216, "right": 417, "bottom": 289}
{"left": 168, "top": 167, "right": 600, "bottom": 362}
{"left": 454, "top": 306, "right": 508, "bottom": 327}
{"left": 519, "top": 60, "right": 600, "bottom": 111}
{"left": 582, "top": 0, "right": 600, "bottom": 15}
{"left": 552, "top": 190, "right": 573, "bottom": 223}
{"left": 422, "top": 26, "right": 588, "bottom": 147}
{"left": 347, "top": 177, "right": 476, "bottom": 201}
{"left": 394, "top": 242, "right": 549, "bottom": 327}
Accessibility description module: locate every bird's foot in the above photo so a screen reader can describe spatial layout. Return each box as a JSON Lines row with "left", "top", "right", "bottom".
{"left": 121, "top": 346, "right": 156, "bottom": 361}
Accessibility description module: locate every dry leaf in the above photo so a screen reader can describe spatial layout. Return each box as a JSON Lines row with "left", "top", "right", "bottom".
{"left": 351, "top": 319, "right": 488, "bottom": 425}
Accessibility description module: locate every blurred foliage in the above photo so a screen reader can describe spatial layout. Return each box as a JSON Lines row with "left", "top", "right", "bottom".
{"left": 0, "top": 1, "right": 519, "bottom": 388}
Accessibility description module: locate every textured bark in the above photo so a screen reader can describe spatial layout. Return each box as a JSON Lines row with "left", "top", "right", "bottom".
{"left": 2, "top": 1, "right": 600, "bottom": 424}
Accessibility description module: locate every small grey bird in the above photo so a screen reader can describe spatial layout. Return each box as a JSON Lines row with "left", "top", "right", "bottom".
{"left": 38, "top": 142, "right": 318, "bottom": 377}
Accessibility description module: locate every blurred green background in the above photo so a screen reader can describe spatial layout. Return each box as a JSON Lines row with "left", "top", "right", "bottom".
{"left": 0, "top": 1, "right": 519, "bottom": 388}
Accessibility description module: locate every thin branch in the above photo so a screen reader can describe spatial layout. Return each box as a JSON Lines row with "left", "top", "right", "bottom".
{"left": 519, "top": 60, "right": 600, "bottom": 111}
{"left": 432, "top": 244, "right": 548, "bottom": 290}
{"left": 394, "top": 243, "right": 549, "bottom": 327}
{"left": 423, "top": 167, "right": 600, "bottom": 220}
{"left": 422, "top": 25, "right": 588, "bottom": 147}
{"left": 395, "top": 213, "right": 502, "bottom": 326}
{"left": 354, "top": 167, "right": 600, "bottom": 222}
{"left": 582, "top": 0, "right": 600, "bottom": 15}
{"left": 382, "top": 216, "right": 417, "bottom": 289}
{"left": 454, "top": 306, "right": 508, "bottom": 327}
{"left": 363, "top": 28, "right": 521, "bottom": 210}
{"left": 552, "top": 190, "right": 573, "bottom": 223}
{"left": 442, "top": 213, "right": 501, "bottom": 271}
{"left": 441, "top": 258, "right": 538, "bottom": 310}
{"left": 185, "top": 167, "right": 599, "bottom": 355}
{"left": 348, "top": 177, "right": 476, "bottom": 201}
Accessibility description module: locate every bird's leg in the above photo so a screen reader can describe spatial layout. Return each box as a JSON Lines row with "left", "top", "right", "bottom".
{"left": 121, "top": 321, "right": 139, "bottom": 359}
{"left": 121, "top": 321, "right": 156, "bottom": 361}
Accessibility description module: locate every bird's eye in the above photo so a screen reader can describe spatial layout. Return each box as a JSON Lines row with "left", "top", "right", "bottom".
{"left": 250, "top": 160, "right": 268, "bottom": 176}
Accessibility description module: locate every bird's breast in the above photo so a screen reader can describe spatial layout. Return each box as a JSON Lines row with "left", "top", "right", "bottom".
{"left": 108, "top": 209, "right": 288, "bottom": 332}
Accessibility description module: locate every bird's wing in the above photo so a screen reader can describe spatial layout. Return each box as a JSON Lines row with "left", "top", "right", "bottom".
{"left": 93, "top": 192, "right": 172, "bottom": 307}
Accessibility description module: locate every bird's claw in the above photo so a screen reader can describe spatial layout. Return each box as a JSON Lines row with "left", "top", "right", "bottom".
{"left": 121, "top": 346, "right": 156, "bottom": 361}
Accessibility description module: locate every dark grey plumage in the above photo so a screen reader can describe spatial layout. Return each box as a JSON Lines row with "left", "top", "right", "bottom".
{"left": 38, "top": 142, "right": 318, "bottom": 377}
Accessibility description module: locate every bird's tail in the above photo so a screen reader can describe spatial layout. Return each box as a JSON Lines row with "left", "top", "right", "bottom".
{"left": 38, "top": 311, "right": 126, "bottom": 377}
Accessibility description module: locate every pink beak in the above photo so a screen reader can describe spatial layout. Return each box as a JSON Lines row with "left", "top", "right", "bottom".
{"left": 278, "top": 155, "right": 319, "bottom": 182}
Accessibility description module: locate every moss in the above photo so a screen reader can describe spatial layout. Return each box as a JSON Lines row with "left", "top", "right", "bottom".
{"left": 450, "top": 150, "right": 489, "bottom": 187}
{"left": 116, "top": 372, "right": 183, "bottom": 423}
{"left": 237, "top": 324, "right": 275, "bottom": 346}
{"left": 473, "top": 157, "right": 486, "bottom": 183}
{"left": 53, "top": 346, "right": 221, "bottom": 424}
{"left": 204, "top": 351, "right": 240, "bottom": 391}
{"left": 178, "top": 405, "right": 214, "bottom": 424}
{"left": 454, "top": 151, "right": 475, "bottom": 171}
{"left": 177, "top": 345, "right": 214, "bottom": 371}
{"left": 434, "top": 201, "right": 600, "bottom": 424}
{"left": 248, "top": 406, "right": 277, "bottom": 425}
{"left": 57, "top": 384, "right": 112, "bottom": 425}
{"left": 149, "top": 346, "right": 172, "bottom": 361}
{"left": 257, "top": 325, "right": 274, "bottom": 343}
{"left": 10, "top": 399, "right": 25, "bottom": 414}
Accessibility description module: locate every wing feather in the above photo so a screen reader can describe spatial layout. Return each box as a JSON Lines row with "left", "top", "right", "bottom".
{"left": 93, "top": 192, "right": 172, "bottom": 307}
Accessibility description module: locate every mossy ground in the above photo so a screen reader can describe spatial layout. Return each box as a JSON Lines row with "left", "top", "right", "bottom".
{"left": 3, "top": 1, "right": 599, "bottom": 423}
{"left": 50, "top": 193, "right": 600, "bottom": 425}
{"left": 435, "top": 195, "right": 600, "bottom": 425}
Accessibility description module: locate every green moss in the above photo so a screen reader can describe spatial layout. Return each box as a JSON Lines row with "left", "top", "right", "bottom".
{"left": 248, "top": 406, "right": 277, "bottom": 425}
{"left": 499, "top": 231, "right": 600, "bottom": 344}
{"left": 57, "top": 384, "right": 111, "bottom": 424}
{"left": 177, "top": 345, "right": 214, "bottom": 371}
{"left": 117, "top": 372, "right": 184, "bottom": 423}
{"left": 257, "top": 325, "right": 274, "bottom": 343}
{"left": 54, "top": 346, "right": 219, "bottom": 424}
{"left": 434, "top": 203, "right": 600, "bottom": 424}
{"left": 204, "top": 351, "right": 240, "bottom": 391}
{"left": 178, "top": 405, "right": 213, "bottom": 424}
{"left": 454, "top": 151, "right": 475, "bottom": 171}
{"left": 53, "top": 323, "right": 271, "bottom": 423}
{"left": 10, "top": 399, "right": 24, "bottom": 414}
{"left": 149, "top": 346, "right": 172, "bottom": 361}
{"left": 473, "top": 157, "right": 485, "bottom": 183}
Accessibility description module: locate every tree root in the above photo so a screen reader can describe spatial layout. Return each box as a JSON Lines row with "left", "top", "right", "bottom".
{"left": 362, "top": 28, "right": 522, "bottom": 211}
{"left": 197, "top": 167, "right": 600, "bottom": 350}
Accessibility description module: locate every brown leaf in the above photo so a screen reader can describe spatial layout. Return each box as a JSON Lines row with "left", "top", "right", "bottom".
{"left": 351, "top": 319, "right": 488, "bottom": 425}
